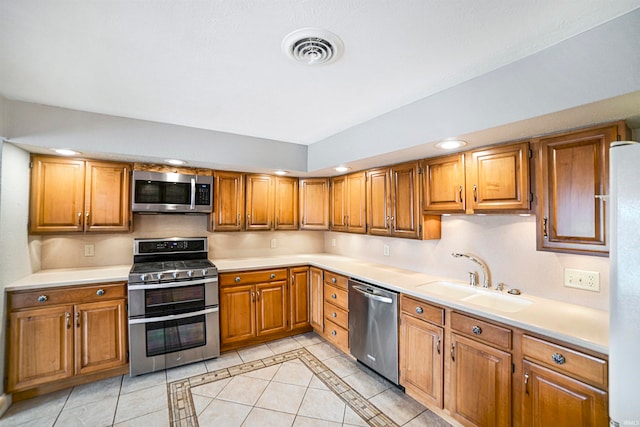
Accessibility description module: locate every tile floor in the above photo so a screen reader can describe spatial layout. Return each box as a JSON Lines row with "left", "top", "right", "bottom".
{"left": 0, "top": 332, "right": 451, "bottom": 427}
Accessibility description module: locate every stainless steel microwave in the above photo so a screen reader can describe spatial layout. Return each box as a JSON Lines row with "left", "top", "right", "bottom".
{"left": 132, "top": 170, "right": 213, "bottom": 213}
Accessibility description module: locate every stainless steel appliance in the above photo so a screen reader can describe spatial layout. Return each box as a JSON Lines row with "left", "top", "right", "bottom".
{"left": 128, "top": 237, "right": 219, "bottom": 376}
{"left": 348, "top": 278, "right": 399, "bottom": 385}
{"left": 132, "top": 170, "right": 213, "bottom": 213}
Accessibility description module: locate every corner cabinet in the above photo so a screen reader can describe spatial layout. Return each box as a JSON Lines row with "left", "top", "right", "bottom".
{"left": 299, "top": 178, "right": 330, "bottom": 230}
{"left": 29, "top": 156, "right": 131, "bottom": 233}
{"left": 7, "top": 282, "right": 128, "bottom": 396}
{"left": 535, "top": 121, "right": 630, "bottom": 255}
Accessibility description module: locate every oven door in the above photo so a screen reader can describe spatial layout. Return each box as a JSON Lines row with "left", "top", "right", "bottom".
{"left": 128, "top": 307, "right": 219, "bottom": 376}
{"left": 128, "top": 278, "right": 218, "bottom": 318}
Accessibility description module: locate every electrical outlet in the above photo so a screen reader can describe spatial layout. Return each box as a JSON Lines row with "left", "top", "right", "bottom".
{"left": 564, "top": 268, "right": 600, "bottom": 292}
{"left": 331, "top": 238, "right": 337, "bottom": 247}
{"left": 383, "top": 244, "right": 390, "bottom": 256}
{"left": 84, "top": 244, "right": 95, "bottom": 257}
{"left": 270, "top": 238, "right": 277, "bottom": 249}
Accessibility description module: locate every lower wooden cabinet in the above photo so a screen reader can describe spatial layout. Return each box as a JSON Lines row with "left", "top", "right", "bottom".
{"left": 322, "top": 270, "right": 349, "bottom": 352}
{"left": 289, "top": 267, "right": 310, "bottom": 330}
{"left": 309, "top": 267, "right": 324, "bottom": 333}
{"left": 7, "top": 282, "right": 128, "bottom": 395}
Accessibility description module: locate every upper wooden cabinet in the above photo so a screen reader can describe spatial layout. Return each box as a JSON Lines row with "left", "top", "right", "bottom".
{"left": 212, "top": 170, "right": 245, "bottom": 231}
{"left": 274, "top": 176, "right": 299, "bottom": 230}
{"left": 299, "top": 178, "right": 330, "bottom": 230}
{"left": 368, "top": 161, "right": 422, "bottom": 239}
{"left": 30, "top": 156, "right": 131, "bottom": 233}
{"left": 245, "top": 174, "right": 274, "bottom": 231}
{"left": 330, "top": 171, "right": 366, "bottom": 234}
{"left": 535, "top": 121, "right": 630, "bottom": 256}
{"left": 423, "top": 142, "right": 531, "bottom": 214}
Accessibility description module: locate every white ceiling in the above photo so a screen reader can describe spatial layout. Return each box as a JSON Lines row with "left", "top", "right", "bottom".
{"left": 1, "top": 1, "right": 640, "bottom": 174}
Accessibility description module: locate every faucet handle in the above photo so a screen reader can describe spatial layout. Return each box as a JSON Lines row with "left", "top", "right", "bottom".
{"left": 468, "top": 272, "right": 477, "bottom": 287}
{"left": 495, "top": 282, "right": 505, "bottom": 292}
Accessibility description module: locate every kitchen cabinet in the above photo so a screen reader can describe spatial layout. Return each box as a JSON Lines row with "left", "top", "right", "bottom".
{"left": 29, "top": 156, "right": 131, "bottom": 233}
{"left": 289, "top": 267, "right": 310, "bottom": 330}
{"left": 274, "top": 176, "right": 299, "bottom": 230}
{"left": 399, "top": 295, "right": 444, "bottom": 409}
{"left": 422, "top": 142, "right": 531, "bottom": 214}
{"left": 212, "top": 170, "right": 245, "bottom": 231}
{"left": 322, "top": 270, "right": 350, "bottom": 352}
{"left": 7, "top": 282, "right": 128, "bottom": 396}
{"left": 299, "top": 178, "right": 330, "bottom": 230}
{"left": 309, "top": 267, "right": 324, "bottom": 333}
{"left": 535, "top": 121, "right": 630, "bottom": 255}
{"left": 449, "top": 312, "right": 512, "bottom": 427}
{"left": 330, "top": 171, "right": 366, "bottom": 233}
{"left": 521, "top": 335, "right": 608, "bottom": 427}
{"left": 367, "top": 161, "right": 421, "bottom": 239}
{"left": 245, "top": 174, "right": 274, "bottom": 231}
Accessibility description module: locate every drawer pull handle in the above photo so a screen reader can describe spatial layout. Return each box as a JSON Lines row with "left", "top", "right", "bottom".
{"left": 96, "top": 289, "right": 105, "bottom": 296}
{"left": 332, "top": 312, "right": 337, "bottom": 318}
{"left": 37, "top": 295, "right": 48, "bottom": 303}
{"left": 436, "top": 336, "right": 441, "bottom": 354}
{"left": 235, "top": 277, "right": 241, "bottom": 283}
{"left": 331, "top": 330, "right": 337, "bottom": 336}
{"left": 472, "top": 325, "right": 482, "bottom": 335}
{"left": 331, "top": 293, "right": 337, "bottom": 299}
{"left": 416, "top": 307, "right": 424, "bottom": 315}
{"left": 451, "top": 343, "right": 456, "bottom": 362}
{"left": 524, "top": 372, "right": 530, "bottom": 395}
{"left": 331, "top": 277, "right": 337, "bottom": 283}
{"left": 75, "top": 312, "right": 80, "bottom": 328}
{"left": 66, "top": 312, "right": 71, "bottom": 329}
{"left": 270, "top": 273, "right": 276, "bottom": 279}
{"left": 552, "top": 353, "right": 566, "bottom": 365}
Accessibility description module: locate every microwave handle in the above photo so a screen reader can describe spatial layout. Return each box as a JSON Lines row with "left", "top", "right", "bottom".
{"left": 190, "top": 178, "right": 196, "bottom": 210}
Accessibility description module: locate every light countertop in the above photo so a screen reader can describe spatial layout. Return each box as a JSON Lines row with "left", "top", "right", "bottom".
{"left": 6, "top": 253, "right": 608, "bottom": 354}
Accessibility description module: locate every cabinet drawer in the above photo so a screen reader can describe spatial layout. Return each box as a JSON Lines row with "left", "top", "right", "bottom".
{"left": 219, "top": 269, "right": 288, "bottom": 286}
{"left": 324, "top": 271, "right": 348, "bottom": 290}
{"left": 324, "top": 283, "right": 348, "bottom": 310}
{"left": 9, "top": 283, "right": 126, "bottom": 310}
{"left": 451, "top": 312, "right": 511, "bottom": 350}
{"left": 400, "top": 294, "right": 444, "bottom": 326}
{"left": 324, "top": 302, "right": 348, "bottom": 329}
{"left": 325, "top": 319, "right": 349, "bottom": 350}
{"left": 522, "top": 335, "right": 607, "bottom": 388}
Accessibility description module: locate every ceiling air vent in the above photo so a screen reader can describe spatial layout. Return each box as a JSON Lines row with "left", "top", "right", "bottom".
{"left": 282, "top": 28, "right": 343, "bottom": 65}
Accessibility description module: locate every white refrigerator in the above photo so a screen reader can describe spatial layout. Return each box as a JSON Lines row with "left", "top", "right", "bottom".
{"left": 609, "top": 140, "right": 640, "bottom": 426}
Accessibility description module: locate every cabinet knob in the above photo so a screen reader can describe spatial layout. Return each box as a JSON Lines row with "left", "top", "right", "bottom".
{"left": 270, "top": 273, "right": 276, "bottom": 279}
{"left": 332, "top": 312, "right": 337, "bottom": 318}
{"left": 331, "top": 293, "right": 337, "bottom": 299}
{"left": 551, "top": 353, "right": 566, "bottom": 365}
{"left": 331, "top": 277, "right": 336, "bottom": 283}
{"left": 96, "top": 289, "right": 105, "bottom": 296}
{"left": 415, "top": 307, "right": 424, "bottom": 315}
{"left": 472, "top": 325, "right": 482, "bottom": 335}
{"left": 331, "top": 330, "right": 337, "bottom": 336}
{"left": 37, "top": 295, "right": 48, "bottom": 303}
{"left": 235, "top": 277, "right": 241, "bottom": 283}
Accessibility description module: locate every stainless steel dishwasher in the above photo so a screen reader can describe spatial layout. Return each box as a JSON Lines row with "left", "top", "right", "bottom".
{"left": 348, "top": 278, "right": 399, "bottom": 385}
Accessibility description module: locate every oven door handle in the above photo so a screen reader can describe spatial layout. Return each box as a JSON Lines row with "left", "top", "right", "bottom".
{"left": 128, "top": 277, "right": 218, "bottom": 291}
{"left": 128, "top": 307, "right": 219, "bottom": 324}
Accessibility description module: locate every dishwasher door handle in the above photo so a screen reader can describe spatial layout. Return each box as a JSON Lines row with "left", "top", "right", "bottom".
{"left": 352, "top": 285, "right": 394, "bottom": 304}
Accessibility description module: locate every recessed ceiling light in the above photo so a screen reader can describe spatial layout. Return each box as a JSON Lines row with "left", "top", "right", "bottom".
{"left": 435, "top": 140, "right": 467, "bottom": 150}
{"left": 52, "top": 148, "right": 80, "bottom": 156}
{"left": 334, "top": 166, "right": 351, "bottom": 173}
{"left": 274, "top": 170, "right": 288, "bottom": 176}
{"left": 166, "top": 159, "right": 186, "bottom": 165}
{"left": 282, "top": 28, "right": 344, "bottom": 65}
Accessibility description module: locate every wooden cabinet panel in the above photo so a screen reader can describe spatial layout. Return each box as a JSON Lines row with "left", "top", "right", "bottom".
{"left": 289, "top": 267, "right": 310, "bottom": 330}
{"left": 213, "top": 171, "right": 244, "bottom": 231}
{"left": 324, "top": 271, "right": 348, "bottom": 290}
{"left": 245, "top": 174, "right": 273, "bottom": 231}
{"left": 391, "top": 162, "right": 421, "bottom": 238}
{"left": 75, "top": 299, "right": 127, "bottom": 375}
{"left": 84, "top": 161, "right": 131, "bottom": 232}
{"left": 324, "top": 318, "right": 349, "bottom": 350}
{"left": 522, "top": 361, "right": 608, "bottom": 427}
{"left": 256, "top": 281, "right": 288, "bottom": 336}
{"left": 219, "top": 269, "right": 287, "bottom": 286}
{"left": 299, "top": 178, "right": 330, "bottom": 230}
{"left": 323, "top": 301, "right": 348, "bottom": 329}
{"left": 367, "top": 168, "right": 391, "bottom": 236}
{"left": 422, "top": 153, "right": 465, "bottom": 213}
{"left": 330, "top": 175, "right": 347, "bottom": 231}
{"left": 309, "top": 267, "right": 324, "bottom": 333}
{"left": 451, "top": 312, "right": 512, "bottom": 351}
{"left": 220, "top": 284, "right": 256, "bottom": 344}
{"left": 274, "top": 176, "right": 299, "bottom": 230}
{"left": 450, "top": 333, "right": 512, "bottom": 427}
{"left": 400, "top": 294, "right": 444, "bottom": 326}
{"left": 346, "top": 171, "right": 367, "bottom": 233}
{"left": 324, "top": 283, "right": 348, "bottom": 310}
{"left": 400, "top": 314, "right": 444, "bottom": 408}
{"left": 9, "top": 282, "right": 126, "bottom": 310}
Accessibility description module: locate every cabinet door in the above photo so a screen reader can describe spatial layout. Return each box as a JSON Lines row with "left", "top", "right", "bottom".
{"left": 289, "top": 267, "right": 310, "bottom": 330}
{"left": 299, "top": 178, "right": 330, "bottom": 230}
{"left": 309, "top": 267, "right": 324, "bottom": 333}
{"left": 220, "top": 285, "right": 256, "bottom": 345}
{"left": 522, "top": 361, "right": 608, "bottom": 427}
{"left": 256, "top": 281, "right": 288, "bottom": 336}
{"left": 450, "top": 333, "right": 511, "bottom": 427}
{"left": 246, "top": 174, "right": 273, "bottom": 231}
{"left": 29, "top": 156, "right": 85, "bottom": 233}
{"left": 537, "top": 123, "right": 626, "bottom": 255}
{"left": 391, "top": 162, "right": 421, "bottom": 239}
{"left": 399, "top": 314, "right": 444, "bottom": 408}
{"left": 422, "top": 154, "right": 465, "bottom": 213}
{"left": 8, "top": 305, "right": 74, "bottom": 391}
{"left": 274, "top": 176, "right": 299, "bottom": 230}
{"left": 84, "top": 161, "right": 131, "bottom": 232}
{"left": 346, "top": 171, "right": 367, "bottom": 233}
{"left": 213, "top": 171, "right": 244, "bottom": 231}
{"left": 330, "top": 175, "right": 347, "bottom": 231}
{"left": 367, "top": 168, "right": 391, "bottom": 236}
{"left": 75, "top": 299, "right": 127, "bottom": 375}
{"left": 468, "top": 141, "right": 531, "bottom": 212}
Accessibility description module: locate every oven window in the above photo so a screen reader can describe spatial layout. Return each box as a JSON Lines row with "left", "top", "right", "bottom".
{"left": 145, "top": 284, "right": 205, "bottom": 316}
{"left": 146, "top": 314, "right": 206, "bottom": 357}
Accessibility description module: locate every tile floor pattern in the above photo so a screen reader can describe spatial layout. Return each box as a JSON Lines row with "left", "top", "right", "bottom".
{"left": 0, "top": 333, "right": 451, "bottom": 427}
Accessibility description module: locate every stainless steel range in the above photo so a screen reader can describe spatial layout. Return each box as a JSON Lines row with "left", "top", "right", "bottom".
{"left": 128, "top": 237, "right": 219, "bottom": 376}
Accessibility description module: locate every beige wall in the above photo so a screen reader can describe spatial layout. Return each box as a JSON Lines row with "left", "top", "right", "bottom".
{"left": 323, "top": 215, "right": 609, "bottom": 311}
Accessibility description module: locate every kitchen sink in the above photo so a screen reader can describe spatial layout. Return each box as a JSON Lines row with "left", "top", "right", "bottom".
{"left": 461, "top": 292, "right": 532, "bottom": 313}
{"left": 417, "top": 281, "right": 478, "bottom": 299}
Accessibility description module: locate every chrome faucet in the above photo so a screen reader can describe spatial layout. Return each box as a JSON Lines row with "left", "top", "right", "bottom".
{"left": 452, "top": 252, "right": 491, "bottom": 288}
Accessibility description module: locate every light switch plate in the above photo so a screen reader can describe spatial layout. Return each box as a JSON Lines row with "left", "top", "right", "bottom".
{"left": 564, "top": 268, "right": 600, "bottom": 292}
{"left": 383, "top": 244, "right": 390, "bottom": 256}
